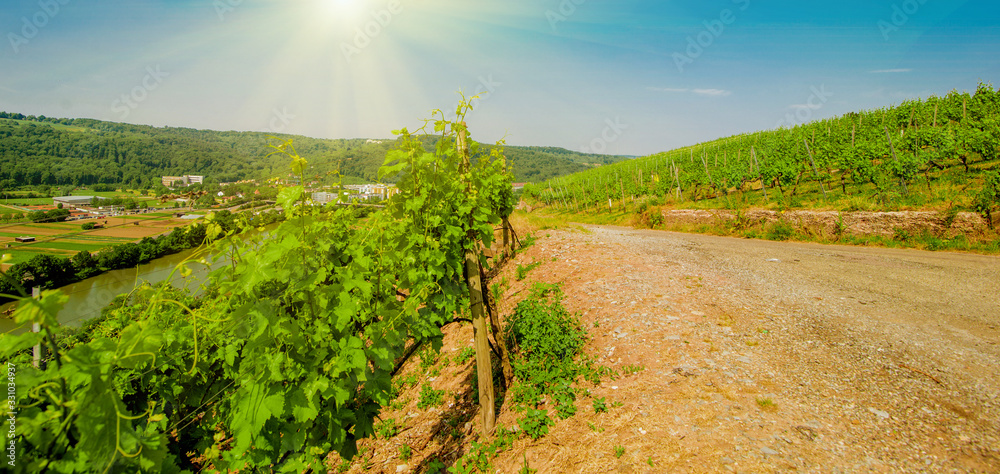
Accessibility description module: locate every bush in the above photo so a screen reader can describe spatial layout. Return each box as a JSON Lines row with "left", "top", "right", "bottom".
{"left": 505, "top": 283, "right": 586, "bottom": 362}
{"left": 765, "top": 220, "right": 795, "bottom": 241}
{"left": 974, "top": 171, "right": 1000, "bottom": 228}
{"left": 81, "top": 222, "right": 95, "bottom": 230}
{"left": 504, "top": 283, "right": 601, "bottom": 441}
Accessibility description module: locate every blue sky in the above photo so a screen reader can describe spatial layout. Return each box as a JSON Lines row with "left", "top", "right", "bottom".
{"left": 1, "top": 0, "right": 997, "bottom": 156}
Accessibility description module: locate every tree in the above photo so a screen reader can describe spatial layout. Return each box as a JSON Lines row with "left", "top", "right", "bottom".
{"left": 71, "top": 250, "right": 100, "bottom": 279}
{"left": 9, "top": 254, "right": 75, "bottom": 290}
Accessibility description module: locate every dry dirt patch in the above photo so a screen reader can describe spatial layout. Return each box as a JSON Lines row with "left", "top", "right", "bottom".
{"left": 343, "top": 224, "right": 1000, "bottom": 473}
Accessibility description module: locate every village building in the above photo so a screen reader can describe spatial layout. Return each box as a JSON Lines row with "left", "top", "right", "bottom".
{"left": 53, "top": 195, "right": 108, "bottom": 207}
{"left": 161, "top": 175, "right": 204, "bottom": 187}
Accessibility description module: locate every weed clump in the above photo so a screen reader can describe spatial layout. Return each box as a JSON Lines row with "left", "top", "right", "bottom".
{"left": 505, "top": 283, "right": 602, "bottom": 440}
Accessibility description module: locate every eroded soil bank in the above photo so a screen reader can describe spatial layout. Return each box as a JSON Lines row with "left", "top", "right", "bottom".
{"left": 660, "top": 209, "right": 995, "bottom": 239}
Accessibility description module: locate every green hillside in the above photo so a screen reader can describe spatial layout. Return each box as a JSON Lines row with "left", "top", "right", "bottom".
{"left": 525, "top": 82, "right": 1000, "bottom": 218}
{"left": 0, "top": 113, "right": 630, "bottom": 189}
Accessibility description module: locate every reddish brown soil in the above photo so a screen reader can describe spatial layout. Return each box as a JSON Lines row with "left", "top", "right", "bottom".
{"left": 341, "top": 218, "right": 1000, "bottom": 473}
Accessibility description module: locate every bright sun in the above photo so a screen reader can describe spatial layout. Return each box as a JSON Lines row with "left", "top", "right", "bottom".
{"left": 321, "top": 0, "right": 366, "bottom": 25}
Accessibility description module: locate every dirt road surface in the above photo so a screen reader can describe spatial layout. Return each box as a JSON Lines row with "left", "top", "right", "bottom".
{"left": 493, "top": 225, "right": 1000, "bottom": 473}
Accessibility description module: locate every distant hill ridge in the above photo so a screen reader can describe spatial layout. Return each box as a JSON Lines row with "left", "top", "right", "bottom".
{"left": 0, "top": 112, "right": 631, "bottom": 189}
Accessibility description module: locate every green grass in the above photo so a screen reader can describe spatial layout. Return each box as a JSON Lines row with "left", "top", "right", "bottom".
{"left": 66, "top": 235, "right": 133, "bottom": 243}
{"left": 756, "top": 397, "right": 778, "bottom": 412}
{"left": 1, "top": 249, "right": 63, "bottom": 266}
{"left": 2, "top": 197, "right": 54, "bottom": 205}
{"left": 20, "top": 241, "right": 107, "bottom": 252}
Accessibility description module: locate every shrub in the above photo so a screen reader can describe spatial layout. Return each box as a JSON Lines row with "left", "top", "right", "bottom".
{"left": 765, "top": 220, "right": 795, "bottom": 241}
{"left": 505, "top": 283, "right": 586, "bottom": 362}
{"left": 974, "top": 171, "right": 1000, "bottom": 228}
{"left": 504, "top": 283, "right": 604, "bottom": 442}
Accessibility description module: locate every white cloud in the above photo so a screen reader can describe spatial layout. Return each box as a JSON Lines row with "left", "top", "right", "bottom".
{"left": 869, "top": 69, "right": 912, "bottom": 74}
{"left": 693, "top": 88, "right": 732, "bottom": 97}
{"left": 648, "top": 87, "right": 732, "bottom": 97}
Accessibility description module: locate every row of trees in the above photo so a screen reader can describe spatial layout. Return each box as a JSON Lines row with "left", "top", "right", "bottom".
{"left": 28, "top": 208, "right": 71, "bottom": 223}
{"left": 526, "top": 82, "right": 1000, "bottom": 210}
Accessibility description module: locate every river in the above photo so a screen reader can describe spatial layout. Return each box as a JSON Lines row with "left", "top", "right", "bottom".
{"left": 0, "top": 246, "right": 223, "bottom": 334}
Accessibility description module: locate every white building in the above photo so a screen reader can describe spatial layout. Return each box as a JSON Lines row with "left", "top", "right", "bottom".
{"left": 311, "top": 192, "right": 339, "bottom": 204}
{"left": 53, "top": 196, "right": 107, "bottom": 207}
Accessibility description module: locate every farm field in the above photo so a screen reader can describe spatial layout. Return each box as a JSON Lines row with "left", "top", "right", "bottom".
{"left": 0, "top": 212, "right": 198, "bottom": 269}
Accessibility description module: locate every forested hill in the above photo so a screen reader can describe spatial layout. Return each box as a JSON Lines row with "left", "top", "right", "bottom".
{"left": 0, "top": 113, "right": 630, "bottom": 189}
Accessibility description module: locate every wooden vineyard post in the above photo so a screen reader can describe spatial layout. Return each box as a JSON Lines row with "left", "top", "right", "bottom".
{"left": 619, "top": 178, "right": 626, "bottom": 210}
{"left": 751, "top": 146, "right": 768, "bottom": 201}
{"left": 674, "top": 163, "right": 684, "bottom": 202}
{"left": 883, "top": 126, "right": 908, "bottom": 195}
{"left": 700, "top": 152, "right": 713, "bottom": 186}
{"left": 458, "top": 124, "right": 496, "bottom": 435}
{"left": 802, "top": 139, "right": 828, "bottom": 200}
{"left": 501, "top": 156, "right": 511, "bottom": 256}
{"left": 32, "top": 286, "right": 44, "bottom": 369}
{"left": 502, "top": 216, "right": 511, "bottom": 255}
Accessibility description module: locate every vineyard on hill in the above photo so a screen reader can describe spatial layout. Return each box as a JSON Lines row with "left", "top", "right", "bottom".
{"left": 524, "top": 82, "right": 1000, "bottom": 223}
{"left": 0, "top": 100, "right": 527, "bottom": 472}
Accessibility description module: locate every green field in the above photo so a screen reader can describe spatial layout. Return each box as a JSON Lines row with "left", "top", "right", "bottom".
{"left": 66, "top": 234, "right": 134, "bottom": 243}
{"left": 1, "top": 248, "right": 56, "bottom": 266}
{"left": 0, "top": 211, "right": 184, "bottom": 266}
{"left": 16, "top": 241, "right": 107, "bottom": 253}
{"left": 1, "top": 196, "right": 54, "bottom": 206}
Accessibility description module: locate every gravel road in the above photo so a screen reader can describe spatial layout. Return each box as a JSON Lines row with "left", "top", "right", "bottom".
{"left": 501, "top": 224, "right": 1000, "bottom": 473}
